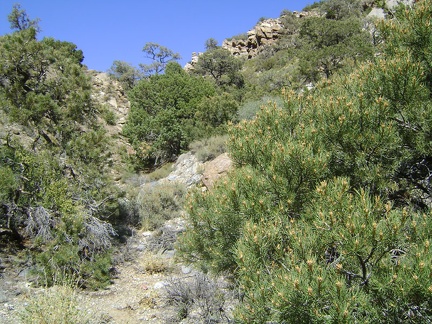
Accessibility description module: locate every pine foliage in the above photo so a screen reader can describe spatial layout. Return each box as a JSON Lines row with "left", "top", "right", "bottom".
{"left": 0, "top": 8, "right": 119, "bottom": 288}
{"left": 179, "top": 1, "right": 432, "bottom": 322}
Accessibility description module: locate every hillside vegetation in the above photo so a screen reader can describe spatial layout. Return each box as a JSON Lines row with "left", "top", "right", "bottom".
{"left": 116, "top": 0, "right": 376, "bottom": 170}
{"left": 1, "top": 0, "right": 432, "bottom": 322}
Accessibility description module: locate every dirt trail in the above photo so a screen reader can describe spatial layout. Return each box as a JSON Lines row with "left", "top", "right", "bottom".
{"left": 0, "top": 220, "right": 184, "bottom": 323}
{"left": 80, "top": 223, "right": 186, "bottom": 323}
{"left": 1, "top": 218, "right": 235, "bottom": 323}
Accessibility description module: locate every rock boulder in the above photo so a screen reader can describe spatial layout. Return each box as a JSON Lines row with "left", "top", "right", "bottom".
{"left": 202, "top": 153, "right": 232, "bottom": 190}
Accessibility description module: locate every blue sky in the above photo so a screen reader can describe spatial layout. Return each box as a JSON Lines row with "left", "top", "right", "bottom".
{"left": 0, "top": 1, "right": 313, "bottom": 72}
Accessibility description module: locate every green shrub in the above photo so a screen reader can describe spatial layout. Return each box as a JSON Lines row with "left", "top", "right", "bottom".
{"left": 180, "top": 102, "right": 330, "bottom": 272}
{"left": 103, "top": 109, "right": 117, "bottom": 125}
{"left": 234, "top": 178, "right": 432, "bottom": 322}
{"left": 0, "top": 165, "right": 18, "bottom": 203}
{"left": 226, "top": 33, "right": 248, "bottom": 41}
{"left": 193, "top": 48, "right": 244, "bottom": 87}
{"left": 322, "top": 0, "right": 364, "bottom": 20}
{"left": 302, "top": 2, "right": 323, "bottom": 12}
{"left": 136, "top": 181, "right": 186, "bottom": 230}
{"left": 124, "top": 62, "right": 216, "bottom": 167}
{"left": 0, "top": 6, "right": 120, "bottom": 291}
{"left": 32, "top": 214, "right": 116, "bottom": 289}
{"left": 194, "top": 92, "right": 239, "bottom": 134}
{"left": 242, "top": 54, "right": 302, "bottom": 93}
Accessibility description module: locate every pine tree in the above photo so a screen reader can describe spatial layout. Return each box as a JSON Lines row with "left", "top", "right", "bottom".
{"left": 179, "top": 1, "right": 432, "bottom": 321}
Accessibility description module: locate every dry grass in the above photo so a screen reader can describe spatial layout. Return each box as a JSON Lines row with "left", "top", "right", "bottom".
{"left": 146, "top": 162, "right": 174, "bottom": 181}
{"left": 138, "top": 251, "right": 173, "bottom": 275}
{"left": 189, "top": 135, "right": 228, "bottom": 162}
{"left": 19, "top": 285, "right": 92, "bottom": 324}
{"left": 137, "top": 181, "right": 186, "bottom": 231}
{"left": 138, "top": 290, "right": 160, "bottom": 309}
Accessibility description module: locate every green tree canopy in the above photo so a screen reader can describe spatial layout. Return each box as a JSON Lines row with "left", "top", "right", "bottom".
{"left": 124, "top": 62, "right": 217, "bottom": 166}
{"left": 0, "top": 25, "right": 92, "bottom": 139}
{"left": 7, "top": 3, "right": 40, "bottom": 31}
{"left": 322, "top": 0, "right": 364, "bottom": 19}
{"left": 0, "top": 6, "right": 119, "bottom": 288}
{"left": 194, "top": 48, "right": 244, "bottom": 87}
{"left": 297, "top": 16, "right": 374, "bottom": 82}
{"left": 205, "top": 38, "right": 219, "bottom": 51}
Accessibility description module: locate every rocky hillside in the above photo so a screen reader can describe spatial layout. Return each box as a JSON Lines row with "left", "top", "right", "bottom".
{"left": 90, "top": 71, "right": 130, "bottom": 135}
{"left": 221, "top": 10, "right": 320, "bottom": 59}
{"left": 88, "top": 70, "right": 134, "bottom": 183}
{"left": 186, "top": 0, "right": 415, "bottom": 67}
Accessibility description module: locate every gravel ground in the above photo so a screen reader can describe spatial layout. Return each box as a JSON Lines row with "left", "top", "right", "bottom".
{"left": 0, "top": 218, "right": 236, "bottom": 323}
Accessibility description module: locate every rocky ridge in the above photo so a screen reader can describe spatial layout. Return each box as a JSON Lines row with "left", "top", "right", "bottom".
{"left": 90, "top": 71, "right": 130, "bottom": 130}
{"left": 221, "top": 18, "right": 284, "bottom": 58}
{"left": 221, "top": 9, "right": 322, "bottom": 59}
{"left": 186, "top": 0, "right": 416, "bottom": 68}
{"left": 184, "top": 10, "right": 318, "bottom": 71}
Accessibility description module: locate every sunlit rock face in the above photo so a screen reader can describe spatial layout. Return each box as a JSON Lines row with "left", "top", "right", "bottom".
{"left": 222, "top": 18, "right": 285, "bottom": 59}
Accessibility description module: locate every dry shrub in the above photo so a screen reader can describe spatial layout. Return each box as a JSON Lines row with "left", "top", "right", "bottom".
{"left": 145, "top": 224, "right": 181, "bottom": 252}
{"left": 78, "top": 215, "right": 117, "bottom": 254}
{"left": 136, "top": 181, "right": 186, "bottom": 231}
{"left": 139, "top": 251, "right": 172, "bottom": 274}
{"left": 165, "top": 273, "right": 233, "bottom": 323}
{"left": 139, "top": 290, "right": 160, "bottom": 309}
{"left": 189, "top": 135, "right": 228, "bottom": 162}
{"left": 19, "top": 285, "right": 91, "bottom": 324}
{"left": 24, "top": 206, "right": 55, "bottom": 242}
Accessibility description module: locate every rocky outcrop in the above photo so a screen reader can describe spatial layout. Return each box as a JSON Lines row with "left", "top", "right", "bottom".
{"left": 187, "top": 0, "right": 415, "bottom": 65}
{"left": 367, "top": 7, "right": 387, "bottom": 19}
{"left": 184, "top": 52, "right": 202, "bottom": 72}
{"left": 386, "top": 0, "right": 415, "bottom": 9}
{"left": 221, "top": 10, "right": 320, "bottom": 59}
{"left": 165, "top": 152, "right": 203, "bottom": 188}
{"left": 89, "top": 71, "right": 134, "bottom": 182}
{"left": 367, "top": 0, "right": 415, "bottom": 19}
{"left": 222, "top": 18, "right": 284, "bottom": 59}
{"left": 162, "top": 151, "right": 233, "bottom": 190}
{"left": 183, "top": 17, "right": 289, "bottom": 66}
{"left": 89, "top": 71, "right": 130, "bottom": 134}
